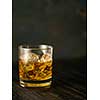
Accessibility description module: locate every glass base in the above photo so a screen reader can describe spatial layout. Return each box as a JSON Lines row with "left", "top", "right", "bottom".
{"left": 20, "top": 79, "right": 52, "bottom": 88}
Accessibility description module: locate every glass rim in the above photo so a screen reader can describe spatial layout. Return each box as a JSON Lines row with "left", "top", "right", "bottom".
{"left": 19, "top": 44, "right": 53, "bottom": 50}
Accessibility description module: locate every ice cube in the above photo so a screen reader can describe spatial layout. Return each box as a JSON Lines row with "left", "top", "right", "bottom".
{"left": 19, "top": 49, "right": 32, "bottom": 63}
{"left": 20, "top": 52, "right": 39, "bottom": 63}
{"left": 29, "top": 53, "right": 39, "bottom": 62}
{"left": 40, "top": 54, "right": 52, "bottom": 62}
{"left": 31, "top": 50, "right": 43, "bottom": 56}
{"left": 19, "top": 53, "right": 30, "bottom": 63}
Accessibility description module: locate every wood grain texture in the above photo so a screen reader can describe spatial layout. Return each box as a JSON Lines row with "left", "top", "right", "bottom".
{"left": 12, "top": 57, "right": 87, "bottom": 100}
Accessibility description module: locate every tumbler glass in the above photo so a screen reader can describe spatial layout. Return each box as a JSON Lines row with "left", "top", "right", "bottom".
{"left": 18, "top": 44, "right": 53, "bottom": 88}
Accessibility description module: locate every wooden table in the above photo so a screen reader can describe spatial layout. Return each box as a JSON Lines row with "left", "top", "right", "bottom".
{"left": 12, "top": 57, "right": 87, "bottom": 100}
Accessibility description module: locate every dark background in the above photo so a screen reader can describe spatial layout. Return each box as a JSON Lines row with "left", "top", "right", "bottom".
{"left": 13, "top": 0, "right": 86, "bottom": 62}
{"left": 12, "top": 0, "right": 87, "bottom": 99}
